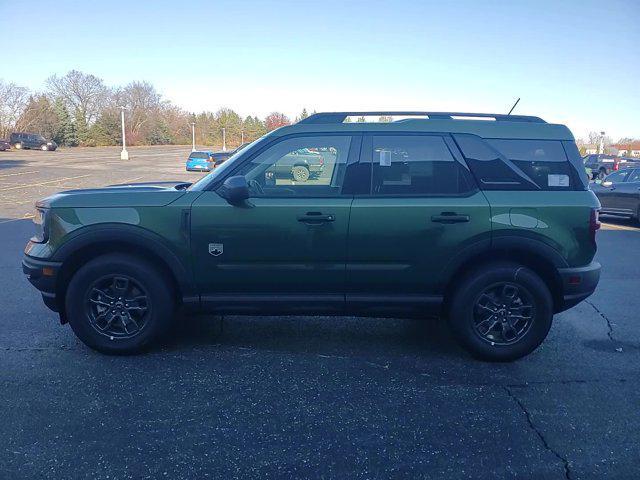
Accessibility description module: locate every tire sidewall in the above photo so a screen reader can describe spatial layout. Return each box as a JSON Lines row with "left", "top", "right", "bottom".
{"left": 449, "top": 263, "right": 553, "bottom": 361}
{"left": 65, "top": 254, "right": 174, "bottom": 354}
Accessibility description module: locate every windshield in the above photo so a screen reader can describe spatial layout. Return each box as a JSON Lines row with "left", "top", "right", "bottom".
{"left": 188, "top": 138, "right": 262, "bottom": 191}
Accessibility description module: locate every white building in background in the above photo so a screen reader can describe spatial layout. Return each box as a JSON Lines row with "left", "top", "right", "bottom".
{"left": 611, "top": 142, "right": 640, "bottom": 158}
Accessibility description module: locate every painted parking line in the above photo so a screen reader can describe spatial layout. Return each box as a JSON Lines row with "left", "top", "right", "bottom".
{"left": 601, "top": 222, "right": 639, "bottom": 232}
{"left": 0, "top": 170, "right": 39, "bottom": 178}
{"left": 3, "top": 174, "right": 92, "bottom": 191}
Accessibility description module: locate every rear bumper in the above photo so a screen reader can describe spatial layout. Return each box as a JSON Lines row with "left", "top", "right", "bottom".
{"left": 556, "top": 261, "right": 601, "bottom": 312}
{"left": 22, "top": 254, "right": 62, "bottom": 312}
{"left": 186, "top": 165, "right": 212, "bottom": 172}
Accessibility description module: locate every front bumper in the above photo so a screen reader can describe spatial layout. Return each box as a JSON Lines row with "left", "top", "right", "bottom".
{"left": 557, "top": 261, "right": 601, "bottom": 312}
{"left": 22, "top": 254, "right": 62, "bottom": 312}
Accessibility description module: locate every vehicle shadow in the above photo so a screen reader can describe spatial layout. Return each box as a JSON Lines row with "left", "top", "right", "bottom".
{"left": 0, "top": 159, "right": 28, "bottom": 170}
{"left": 165, "top": 312, "right": 464, "bottom": 360}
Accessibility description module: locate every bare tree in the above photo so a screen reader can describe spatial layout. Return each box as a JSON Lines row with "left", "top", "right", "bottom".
{"left": 46, "top": 70, "right": 108, "bottom": 128}
{"left": 119, "top": 81, "right": 163, "bottom": 140}
{"left": 0, "top": 80, "right": 30, "bottom": 138}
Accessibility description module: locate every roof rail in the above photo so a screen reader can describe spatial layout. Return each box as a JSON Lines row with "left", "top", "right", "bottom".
{"left": 297, "top": 111, "right": 546, "bottom": 124}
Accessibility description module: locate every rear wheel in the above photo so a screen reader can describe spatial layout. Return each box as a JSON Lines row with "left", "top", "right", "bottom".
{"left": 65, "top": 253, "right": 175, "bottom": 354}
{"left": 291, "top": 165, "right": 310, "bottom": 182}
{"left": 448, "top": 262, "right": 553, "bottom": 361}
{"left": 41, "top": 144, "right": 48, "bottom": 151}
{"left": 14, "top": 143, "right": 22, "bottom": 150}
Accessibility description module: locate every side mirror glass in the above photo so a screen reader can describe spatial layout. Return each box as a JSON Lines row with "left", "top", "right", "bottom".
{"left": 219, "top": 175, "right": 249, "bottom": 205}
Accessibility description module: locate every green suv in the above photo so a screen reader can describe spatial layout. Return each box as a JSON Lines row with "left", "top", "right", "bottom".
{"left": 22, "top": 112, "right": 601, "bottom": 361}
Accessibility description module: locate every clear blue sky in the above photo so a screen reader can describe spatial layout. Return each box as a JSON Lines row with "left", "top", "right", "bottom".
{"left": 1, "top": 0, "right": 638, "bottom": 139}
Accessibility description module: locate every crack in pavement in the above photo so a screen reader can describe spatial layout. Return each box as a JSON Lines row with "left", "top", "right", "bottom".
{"left": 585, "top": 300, "right": 616, "bottom": 342}
{"left": 504, "top": 386, "right": 572, "bottom": 480}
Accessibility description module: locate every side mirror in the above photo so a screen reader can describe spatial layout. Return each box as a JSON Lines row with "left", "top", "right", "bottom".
{"left": 219, "top": 175, "right": 250, "bottom": 205}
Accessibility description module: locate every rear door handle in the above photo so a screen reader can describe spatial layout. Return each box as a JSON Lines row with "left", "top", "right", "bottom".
{"left": 297, "top": 212, "right": 335, "bottom": 224}
{"left": 431, "top": 212, "right": 470, "bottom": 224}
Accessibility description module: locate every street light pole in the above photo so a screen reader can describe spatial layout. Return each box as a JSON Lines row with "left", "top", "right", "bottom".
{"left": 120, "top": 106, "right": 129, "bottom": 161}
{"left": 241, "top": 130, "right": 244, "bottom": 144}
{"left": 190, "top": 122, "right": 196, "bottom": 152}
{"left": 222, "top": 127, "right": 226, "bottom": 151}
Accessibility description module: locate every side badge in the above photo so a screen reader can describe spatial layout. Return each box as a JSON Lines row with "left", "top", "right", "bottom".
{"left": 208, "top": 243, "right": 223, "bottom": 256}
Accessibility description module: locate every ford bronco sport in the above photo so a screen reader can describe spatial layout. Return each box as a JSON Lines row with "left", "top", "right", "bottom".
{"left": 23, "top": 111, "right": 601, "bottom": 361}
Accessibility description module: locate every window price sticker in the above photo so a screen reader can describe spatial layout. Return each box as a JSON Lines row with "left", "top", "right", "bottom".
{"left": 548, "top": 174, "right": 569, "bottom": 187}
{"left": 379, "top": 150, "right": 392, "bottom": 167}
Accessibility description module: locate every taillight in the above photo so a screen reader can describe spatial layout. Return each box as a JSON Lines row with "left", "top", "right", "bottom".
{"left": 614, "top": 163, "right": 619, "bottom": 171}
{"left": 590, "top": 208, "right": 601, "bottom": 244}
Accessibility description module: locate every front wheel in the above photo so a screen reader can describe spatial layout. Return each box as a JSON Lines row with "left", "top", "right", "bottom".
{"left": 14, "top": 143, "right": 22, "bottom": 150}
{"left": 448, "top": 262, "right": 553, "bottom": 361}
{"left": 41, "top": 144, "right": 49, "bottom": 151}
{"left": 65, "top": 253, "right": 175, "bottom": 354}
{"left": 291, "top": 165, "right": 310, "bottom": 182}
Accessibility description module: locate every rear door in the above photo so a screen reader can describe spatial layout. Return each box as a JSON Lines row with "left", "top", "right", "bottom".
{"left": 346, "top": 133, "right": 491, "bottom": 315}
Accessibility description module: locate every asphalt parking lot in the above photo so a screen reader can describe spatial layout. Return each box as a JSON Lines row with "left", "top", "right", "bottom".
{"left": 1, "top": 147, "right": 639, "bottom": 479}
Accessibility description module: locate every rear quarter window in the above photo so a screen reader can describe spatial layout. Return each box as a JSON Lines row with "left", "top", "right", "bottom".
{"left": 453, "top": 134, "right": 581, "bottom": 191}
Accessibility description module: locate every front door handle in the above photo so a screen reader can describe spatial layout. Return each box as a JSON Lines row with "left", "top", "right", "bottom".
{"left": 297, "top": 212, "right": 335, "bottom": 224}
{"left": 431, "top": 212, "right": 470, "bottom": 224}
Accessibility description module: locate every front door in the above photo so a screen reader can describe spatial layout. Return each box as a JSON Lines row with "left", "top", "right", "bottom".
{"left": 346, "top": 134, "right": 491, "bottom": 315}
{"left": 614, "top": 169, "right": 640, "bottom": 214}
{"left": 190, "top": 134, "right": 359, "bottom": 314}
{"left": 597, "top": 169, "right": 630, "bottom": 211}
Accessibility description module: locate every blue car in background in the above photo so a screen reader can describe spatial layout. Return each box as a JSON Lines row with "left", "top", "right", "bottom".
{"left": 186, "top": 151, "right": 215, "bottom": 172}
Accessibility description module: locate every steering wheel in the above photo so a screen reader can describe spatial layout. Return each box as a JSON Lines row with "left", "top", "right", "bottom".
{"left": 248, "top": 179, "right": 264, "bottom": 195}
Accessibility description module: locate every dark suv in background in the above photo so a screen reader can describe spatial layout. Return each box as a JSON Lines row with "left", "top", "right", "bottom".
{"left": 583, "top": 154, "right": 637, "bottom": 180}
{"left": 23, "top": 111, "right": 601, "bottom": 361}
{"left": 10, "top": 132, "right": 57, "bottom": 151}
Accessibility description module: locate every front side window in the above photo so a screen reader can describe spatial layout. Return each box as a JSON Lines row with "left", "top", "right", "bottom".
{"left": 626, "top": 169, "right": 640, "bottom": 183}
{"left": 604, "top": 170, "right": 629, "bottom": 184}
{"left": 235, "top": 135, "right": 352, "bottom": 197}
{"left": 369, "top": 135, "right": 474, "bottom": 195}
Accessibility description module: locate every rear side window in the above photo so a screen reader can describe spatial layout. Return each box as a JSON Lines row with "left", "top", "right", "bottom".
{"left": 368, "top": 135, "right": 475, "bottom": 196}
{"left": 453, "top": 134, "right": 580, "bottom": 191}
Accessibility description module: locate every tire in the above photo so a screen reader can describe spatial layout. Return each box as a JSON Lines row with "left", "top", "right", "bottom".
{"left": 597, "top": 169, "right": 607, "bottom": 180}
{"left": 65, "top": 253, "right": 175, "bottom": 354}
{"left": 291, "top": 165, "right": 310, "bottom": 182}
{"left": 448, "top": 262, "right": 553, "bottom": 362}
{"left": 41, "top": 144, "right": 48, "bottom": 151}
{"left": 14, "top": 143, "right": 22, "bottom": 150}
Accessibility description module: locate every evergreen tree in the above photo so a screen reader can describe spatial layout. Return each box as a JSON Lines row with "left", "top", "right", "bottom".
{"left": 53, "top": 98, "right": 77, "bottom": 146}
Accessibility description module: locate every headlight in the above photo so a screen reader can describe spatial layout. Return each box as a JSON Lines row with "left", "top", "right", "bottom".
{"left": 32, "top": 207, "right": 49, "bottom": 243}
